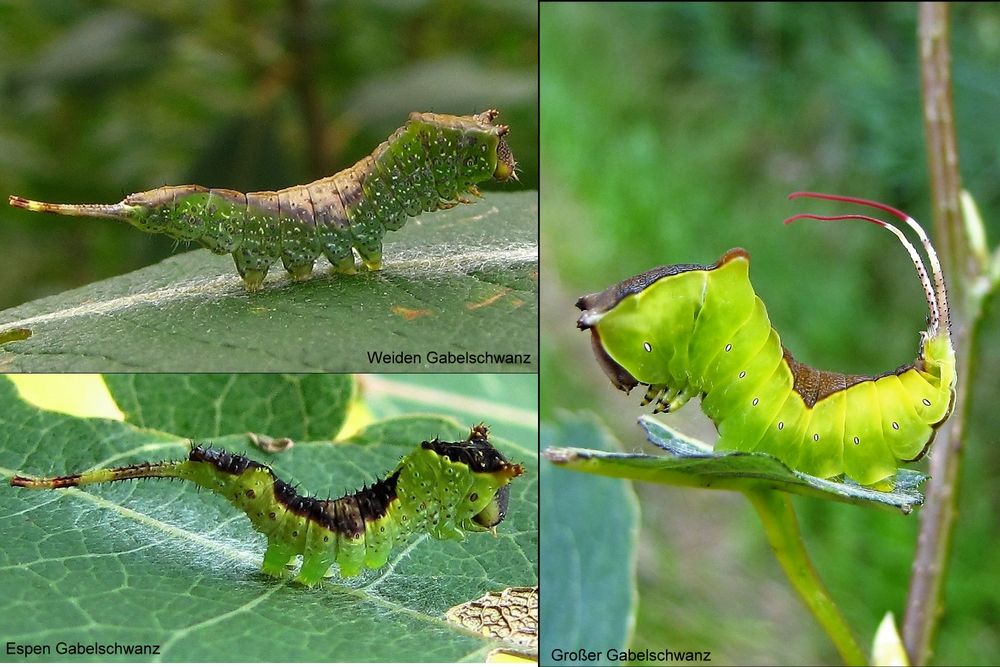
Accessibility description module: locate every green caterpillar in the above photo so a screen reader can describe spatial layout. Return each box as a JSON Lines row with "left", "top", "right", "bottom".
{"left": 9, "top": 424, "right": 524, "bottom": 585}
{"left": 8, "top": 110, "right": 517, "bottom": 291}
{"left": 576, "top": 193, "right": 956, "bottom": 486}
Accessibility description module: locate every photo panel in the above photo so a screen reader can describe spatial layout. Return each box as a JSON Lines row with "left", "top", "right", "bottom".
{"left": 0, "top": 1, "right": 538, "bottom": 373}
{"left": 0, "top": 373, "right": 537, "bottom": 662}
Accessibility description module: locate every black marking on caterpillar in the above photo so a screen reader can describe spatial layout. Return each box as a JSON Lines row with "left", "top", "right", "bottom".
{"left": 9, "top": 110, "right": 518, "bottom": 291}
{"left": 10, "top": 424, "right": 524, "bottom": 585}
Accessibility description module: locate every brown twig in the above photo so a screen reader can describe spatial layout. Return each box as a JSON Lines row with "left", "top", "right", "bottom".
{"left": 904, "top": 4, "right": 975, "bottom": 664}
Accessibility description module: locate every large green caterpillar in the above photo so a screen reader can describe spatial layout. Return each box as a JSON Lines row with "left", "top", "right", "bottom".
{"left": 8, "top": 110, "right": 517, "bottom": 291}
{"left": 576, "top": 193, "right": 956, "bottom": 485}
{"left": 9, "top": 424, "right": 524, "bottom": 585}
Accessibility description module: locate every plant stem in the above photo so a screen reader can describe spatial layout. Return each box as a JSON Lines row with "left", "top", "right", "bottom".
{"left": 746, "top": 490, "right": 866, "bottom": 666}
{"left": 905, "top": 5, "right": 979, "bottom": 664}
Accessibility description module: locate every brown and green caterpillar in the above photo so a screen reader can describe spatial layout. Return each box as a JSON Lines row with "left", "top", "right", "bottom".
{"left": 8, "top": 110, "right": 517, "bottom": 291}
{"left": 9, "top": 424, "right": 524, "bottom": 585}
{"left": 577, "top": 193, "right": 956, "bottom": 486}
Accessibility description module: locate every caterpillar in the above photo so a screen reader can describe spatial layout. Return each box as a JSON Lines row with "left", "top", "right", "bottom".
{"left": 576, "top": 193, "right": 957, "bottom": 486}
{"left": 8, "top": 110, "right": 517, "bottom": 291}
{"left": 9, "top": 424, "right": 524, "bottom": 585}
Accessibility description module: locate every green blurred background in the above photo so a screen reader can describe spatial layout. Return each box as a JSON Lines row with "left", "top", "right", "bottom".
{"left": 0, "top": 0, "right": 538, "bottom": 308}
{"left": 541, "top": 3, "right": 998, "bottom": 665}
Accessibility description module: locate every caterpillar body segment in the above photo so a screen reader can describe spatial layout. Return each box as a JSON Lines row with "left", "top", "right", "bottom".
{"left": 10, "top": 425, "right": 524, "bottom": 585}
{"left": 8, "top": 110, "right": 517, "bottom": 292}
{"left": 577, "top": 194, "right": 956, "bottom": 486}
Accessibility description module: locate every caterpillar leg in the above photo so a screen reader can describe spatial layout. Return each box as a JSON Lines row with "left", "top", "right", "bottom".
{"left": 356, "top": 244, "right": 383, "bottom": 272}
{"left": 638, "top": 383, "right": 695, "bottom": 414}
{"left": 233, "top": 248, "right": 271, "bottom": 292}
{"left": 640, "top": 384, "right": 669, "bottom": 407}
{"left": 283, "top": 259, "right": 316, "bottom": 282}
{"left": 261, "top": 540, "right": 297, "bottom": 578}
{"left": 431, "top": 523, "right": 465, "bottom": 541}
{"left": 321, "top": 243, "right": 358, "bottom": 275}
{"left": 330, "top": 256, "right": 358, "bottom": 275}
{"left": 335, "top": 537, "right": 367, "bottom": 578}
{"left": 349, "top": 222, "right": 384, "bottom": 272}
{"left": 653, "top": 387, "right": 681, "bottom": 413}
{"left": 241, "top": 271, "right": 267, "bottom": 292}
{"left": 657, "top": 386, "right": 697, "bottom": 414}
{"left": 295, "top": 555, "right": 334, "bottom": 586}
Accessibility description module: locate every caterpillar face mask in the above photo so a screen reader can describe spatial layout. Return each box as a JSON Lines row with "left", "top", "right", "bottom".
{"left": 577, "top": 193, "right": 956, "bottom": 486}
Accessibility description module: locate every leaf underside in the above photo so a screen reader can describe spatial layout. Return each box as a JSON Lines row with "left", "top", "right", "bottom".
{"left": 545, "top": 415, "right": 926, "bottom": 514}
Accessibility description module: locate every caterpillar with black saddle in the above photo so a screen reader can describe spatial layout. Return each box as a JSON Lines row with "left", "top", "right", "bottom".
{"left": 9, "top": 110, "right": 517, "bottom": 291}
{"left": 10, "top": 425, "right": 524, "bottom": 585}
{"left": 576, "top": 193, "right": 956, "bottom": 486}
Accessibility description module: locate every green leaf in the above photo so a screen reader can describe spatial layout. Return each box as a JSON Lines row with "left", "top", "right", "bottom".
{"left": 540, "top": 412, "right": 639, "bottom": 665}
{"left": 0, "top": 374, "right": 537, "bottom": 662}
{"left": 102, "top": 374, "right": 356, "bottom": 440}
{"left": 0, "top": 192, "right": 537, "bottom": 372}
{"left": 545, "top": 415, "right": 927, "bottom": 514}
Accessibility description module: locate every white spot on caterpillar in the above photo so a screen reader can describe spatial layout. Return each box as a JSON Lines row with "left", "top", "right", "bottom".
{"left": 643, "top": 342, "right": 652, "bottom": 352}
{"left": 739, "top": 371, "right": 747, "bottom": 379}
{"left": 777, "top": 421, "right": 784, "bottom": 430}
{"left": 813, "top": 433, "right": 820, "bottom": 442}
{"left": 725, "top": 344, "right": 732, "bottom": 352}
{"left": 854, "top": 436, "right": 860, "bottom": 445}
{"left": 892, "top": 421, "right": 900, "bottom": 430}
{"left": 752, "top": 397, "right": 759, "bottom": 406}
{"left": 922, "top": 398, "right": 931, "bottom": 406}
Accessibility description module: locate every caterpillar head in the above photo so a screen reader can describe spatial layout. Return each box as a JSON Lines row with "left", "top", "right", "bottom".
{"left": 576, "top": 251, "right": 749, "bottom": 394}
{"left": 471, "top": 109, "right": 517, "bottom": 182}
{"left": 493, "top": 131, "right": 517, "bottom": 182}
{"left": 470, "top": 483, "right": 511, "bottom": 533}
{"left": 575, "top": 285, "right": 644, "bottom": 394}
{"left": 423, "top": 424, "right": 524, "bottom": 535}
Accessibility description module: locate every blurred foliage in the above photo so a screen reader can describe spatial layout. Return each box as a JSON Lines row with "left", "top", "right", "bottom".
{"left": 0, "top": 0, "right": 538, "bottom": 308}
{"left": 541, "top": 3, "right": 999, "bottom": 665}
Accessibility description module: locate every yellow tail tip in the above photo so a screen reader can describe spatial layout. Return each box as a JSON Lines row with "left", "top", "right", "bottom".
{"left": 9, "top": 195, "right": 41, "bottom": 211}
{"left": 8, "top": 195, "right": 57, "bottom": 213}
